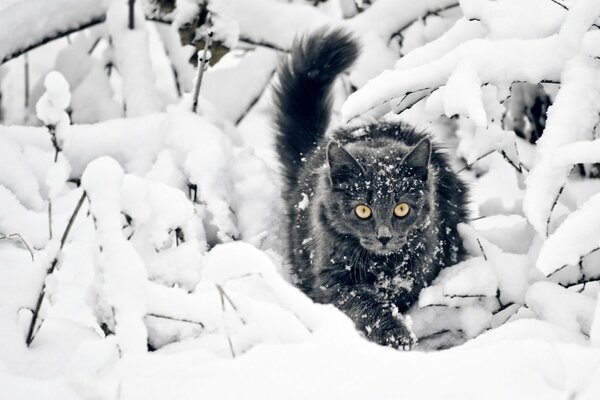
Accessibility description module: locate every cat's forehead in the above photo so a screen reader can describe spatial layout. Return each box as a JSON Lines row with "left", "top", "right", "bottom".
{"left": 343, "top": 144, "right": 425, "bottom": 196}
{"left": 344, "top": 141, "right": 413, "bottom": 179}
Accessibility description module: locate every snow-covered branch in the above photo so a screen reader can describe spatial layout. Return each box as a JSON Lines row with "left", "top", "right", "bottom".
{"left": 0, "top": 0, "right": 106, "bottom": 64}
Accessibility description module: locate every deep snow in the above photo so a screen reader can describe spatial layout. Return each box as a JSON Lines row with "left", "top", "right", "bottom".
{"left": 0, "top": 0, "right": 600, "bottom": 399}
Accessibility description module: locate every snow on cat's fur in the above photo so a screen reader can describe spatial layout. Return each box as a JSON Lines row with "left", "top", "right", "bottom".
{"left": 274, "top": 28, "right": 468, "bottom": 348}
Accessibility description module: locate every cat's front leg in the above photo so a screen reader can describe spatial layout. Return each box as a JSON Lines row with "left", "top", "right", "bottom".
{"left": 320, "top": 283, "right": 416, "bottom": 349}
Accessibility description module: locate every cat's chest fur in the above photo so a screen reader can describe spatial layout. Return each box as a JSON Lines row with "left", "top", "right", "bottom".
{"left": 288, "top": 133, "right": 455, "bottom": 313}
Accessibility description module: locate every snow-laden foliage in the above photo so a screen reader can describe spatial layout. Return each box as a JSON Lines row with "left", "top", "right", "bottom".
{"left": 1, "top": 0, "right": 600, "bottom": 398}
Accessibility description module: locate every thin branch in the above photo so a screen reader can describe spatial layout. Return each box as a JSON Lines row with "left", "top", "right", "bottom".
{"left": 48, "top": 124, "right": 61, "bottom": 162}
{"left": 1, "top": 16, "right": 106, "bottom": 65}
{"left": 48, "top": 200, "right": 53, "bottom": 240}
{"left": 24, "top": 53, "right": 29, "bottom": 109}
{"left": 560, "top": 276, "right": 600, "bottom": 289}
{"left": 458, "top": 150, "right": 494, "bottom": 173}
{"left": 548, "top": 247, "right": 600, "bottom": 279}
{"left": 146, "top": 313, "right": 205, "bottom": 327}
{"left": 0, "top": 233, "right": 34, "bottom": 261}
{"left": 476, "top": 238, "right": 488, "bottom": 261}
{"left": 548, "top": 0, "right": 600, "bottom": 29}
{"left": 60, "top": 192, "right": 87, "bottom": 249}
{"left": 238, "top": 36, "right": 287, "bottom": 53}
{"left": 390, "top": 3, "right": 460, "bottom": 43}
{"left": 447, "top": 293, "right": 486, "bottom": 299}
{"left": 128, "top": 0, "right": 135, "bottom": 30}
{"left": 235, "top": 70, "right": 276, "bottom": 126}
{"left": 26, "top": 191, "right": 88, "bottom": 346}
{"left": 192, "top": 29, "right": 213, "bottom": 113}
{"left": 500, "top": 150, "right": 523, "bottom": 174}
{"left": 216, "top": 284, "right": 246, "bottom": 325}
{"left": 546, "top": 166, "right": 575, "bottom": 237}
{"left": 227, "top": 337, "right": 236, "bottom": 358}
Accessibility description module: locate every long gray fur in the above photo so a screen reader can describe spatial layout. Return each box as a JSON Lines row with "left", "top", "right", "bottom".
{"left": 273, "top": 28, "right": 468, "bottom": 349}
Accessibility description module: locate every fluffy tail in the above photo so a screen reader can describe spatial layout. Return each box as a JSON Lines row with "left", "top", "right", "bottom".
{"left": 273, "top": 28, "right": 359, "bottom": 183}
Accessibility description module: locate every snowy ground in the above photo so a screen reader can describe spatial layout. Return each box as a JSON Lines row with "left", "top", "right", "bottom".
{"left": 1, "top": 0, "right": 600, "bottom": 399}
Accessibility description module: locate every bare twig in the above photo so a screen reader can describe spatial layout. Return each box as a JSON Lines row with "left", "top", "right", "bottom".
{"left": 546, "top": 166, "right": 575, "bottom": 237}
{"left": 0, "top": 233, "right": 34, "bottom": 261}
{"left": 560, "top": 276, "right": 600, "bottom": 290}
{"left": 24, "top": 53, "right": 29, "bottom": 109}
{"left": 390, "top": 3, "right": 460, "bottom": 43}
{"left": 216, "top": 284, "right": 241, "bottom": 358}
{"left": 476, "top": 238, "right": 488, "bottom": 261}
{"left": 128, "top": 0, "right": 135, "bottom": 30}
{"left": 238, "top": 36, "right": 287, "bottom": 53}
{"left": 235, "top": 70, "right": 276, "bottom": 126}
{"left": 26, "top": 191, "right": 87, "bottom": 346}
{"left": 48, "top": 200, "right": 53, "bottom": 240}
{"left": 146, "top": 313, "right": 204, "bottom": 327}
{"left": 458, "top": 150, "right": 494, "bottom": 173}
{"left": 216, "top": 284, "right": 246, "bottom": 325}
{"left": 548, "top": 247, "right": 600, "bottom": 278}
{"left": 48, "top": 124, "right": 61, "bottom": 162}
{"left": 500, "top": 150, "right": 524, "bottom": 174}
{"left": 227, "top": 337, "right": 236, "bottom": 358}
{"left": 548, "top": 0, "right": 600, "bottom": 29}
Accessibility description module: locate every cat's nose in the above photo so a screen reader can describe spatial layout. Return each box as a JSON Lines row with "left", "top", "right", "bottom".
{"left": 377, "top": 225, "right": 392, "bottom": 246}
{"left": 377, "top": 235, "right": 391, "bottom": 246}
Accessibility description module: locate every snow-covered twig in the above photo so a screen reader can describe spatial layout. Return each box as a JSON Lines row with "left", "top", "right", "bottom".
{"left": 26, "top": 191, "right": 88, "bottom": 346}
{"left": 390, "top": 2, "right": 460, "bottom": 42}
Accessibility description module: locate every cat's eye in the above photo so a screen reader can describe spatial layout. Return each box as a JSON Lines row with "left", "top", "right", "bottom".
{"left": 355, "top": 204, "right": 372, "bottom": 219}
{"left": 394, "top": 203, "right": 410, "bottom": 218}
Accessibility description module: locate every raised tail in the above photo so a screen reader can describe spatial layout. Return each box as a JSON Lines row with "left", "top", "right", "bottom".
{"left": 273, "top": 28, "right": 359, "bottom": 183}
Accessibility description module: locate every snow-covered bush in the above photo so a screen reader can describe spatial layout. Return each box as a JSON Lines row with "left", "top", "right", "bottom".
{"left": 1, "top": 0, "right": 600, "bottom": 398}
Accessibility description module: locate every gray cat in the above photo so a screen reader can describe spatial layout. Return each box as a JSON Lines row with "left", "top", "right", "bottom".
{"left": 273, "top": 28, "right": 468, "bottom": 349}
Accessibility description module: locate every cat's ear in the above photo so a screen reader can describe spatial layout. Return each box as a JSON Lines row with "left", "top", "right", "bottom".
{"left": 327, "top": 141, "right": 364, "bottom": 188}
{"left": 402, "top": 138, "right": 431, "bottom": 178}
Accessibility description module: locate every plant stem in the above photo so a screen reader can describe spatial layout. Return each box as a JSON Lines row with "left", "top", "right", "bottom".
{"left": 128, "top": 0, "right": 136, "bottom": 30}
{"left": 26, "top": 191, "right": 87, "bottom": 346}
{"left": 192, "top": 30, "right": 213, "bottom": 113}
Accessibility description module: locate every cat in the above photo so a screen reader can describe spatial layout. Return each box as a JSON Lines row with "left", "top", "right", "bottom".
{"left": 273, "top": 28, "right": 468, "bottom": 349}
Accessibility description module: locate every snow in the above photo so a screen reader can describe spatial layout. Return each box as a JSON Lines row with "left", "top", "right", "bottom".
{"left": 202, "top": 47, "right": 278, "bottom": 123}
{"left": 0, "top": 0, "right": 106, "bottom": 63}
{"left": 106, "top": 0, "right": 162, "bottom": 117}
{"left": 523, "top": 55, "right": 600, "bottom": 236}
{"left": 227, "top": 0, "right": 330, "bottom": 51}
{"left": 460, "top": 0, "right": 565, "bottom": 40}
{"left": 395, "top": 18, "right": 487, "bottom": 70}
{"left": 526, "top": 281, "right": 596, "bottom": 336}
{"left": 348, "top": 0, "right": 457, "bottom": 39}
{"left": 80, "top": 319, "right": 600, "bottom": 400}
{"left": 82, "top": 158, "right": 148, "bottom": 355}
{"left": 536, "top": 192, "right": 600, "bottom": 276}
{"left": 1, "top": 0, "right": 600, "bottom": 398}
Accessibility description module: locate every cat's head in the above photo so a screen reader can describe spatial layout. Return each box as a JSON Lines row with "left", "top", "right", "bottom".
{"left": 325, "top": 138, "right": 432, "bottom": 256}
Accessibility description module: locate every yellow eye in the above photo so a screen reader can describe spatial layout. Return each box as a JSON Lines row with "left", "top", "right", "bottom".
{"left": 355, "top": 204, "right": 372, "bottom": 219}
{"left": 394, "top": 203, "right": 410, "bottom": 218}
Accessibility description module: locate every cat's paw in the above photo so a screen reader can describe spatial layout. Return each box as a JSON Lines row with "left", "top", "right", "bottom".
{"left": 367, "top": 318, "right": 416, "bottom": 350}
